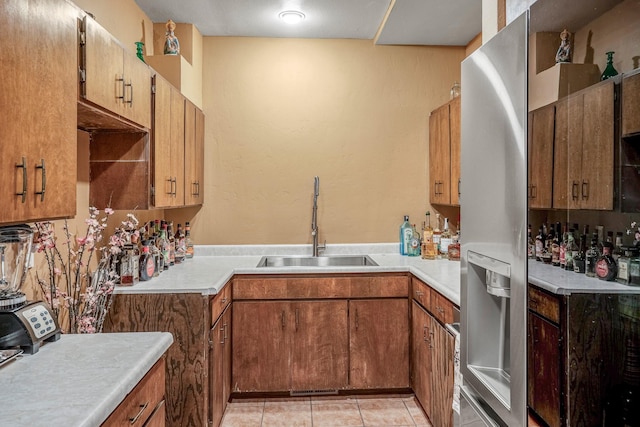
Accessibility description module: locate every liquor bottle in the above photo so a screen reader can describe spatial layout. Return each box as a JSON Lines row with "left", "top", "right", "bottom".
{"left": 448, "top": 222, "right": 461, "bottom": 261}
{"left": 119, "top": 243, "right": 140, "bottom": 285}
{"left": 399, "top": 215, "right": 412, "bottom": 256}
{"left": 432, "top": 214, "right": 442, "bottom": 258}
{"left": 596, "top": 240, "right": 617, "bottom": 281}
{"left": 408, "top": 224, "right": 421, "bottom": 257}
{"left": 439, "top": 218, "right": 452, "bottom": 258}
{"left": 150, "top": 236, "right": 163, "bottom": 276}
{"left": 585, "top": 232, "right": 600, "bottom": 277}
{"left": 185, "top": 222, "right": 194, "bottom": 259}
{"left": 139, "top": 240, "right": 155, "bottom": 281}
{"left": 159, "top": 222, "right": 170, "bottom": 270}
{"left": 421, "top": 212, "right": 434, "bottom": 260}
{"left": 551, "top": 222, "right": 561, "bottom": 266}
{"left": 527, "top": 224, "right": 535, "bottom": 260}
{"left": 613, "top": 232, "right": 624, "bottom": 263}
{"left": 535, "top": 226, "right": 545, "bottom": 262}
{"left": 175, "top": 223, "right": 186, "bottom": 264}
{"left": 168, "top": 222, "right": 176, "bottom": 266}
{"left": 559, "top": 223, "right": 568, "bottom": 269}
{"left": 565, "top": 228, "right": 578, "bottom": 271}
{"left": 603, "top": 338, "right": 640, "bottom": 426}
{"left": 573, "top": 230, "right": 587, "bottom": 274}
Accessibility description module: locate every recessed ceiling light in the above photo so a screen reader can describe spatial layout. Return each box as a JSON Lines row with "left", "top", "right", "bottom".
{"left": 278, "top": 10, "right": 305, "bottom": 24}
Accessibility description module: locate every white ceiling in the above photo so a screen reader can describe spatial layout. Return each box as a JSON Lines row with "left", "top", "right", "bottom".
{"left": 133, "top": 0, "right": 482, "bottom": 46}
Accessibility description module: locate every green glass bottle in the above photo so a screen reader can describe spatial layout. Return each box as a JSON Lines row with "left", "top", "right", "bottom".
{"left": 135, "top": 41, "right": 145, "bottom": 63}
{"left": 601, "top": 51, "right": 618, "bottom": 81}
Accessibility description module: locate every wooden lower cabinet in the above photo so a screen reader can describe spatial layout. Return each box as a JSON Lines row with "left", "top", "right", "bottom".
{"left": 210, "top": 305, "right": 232, "bottom": 427}
{"left": 103, "top": 358, "right": 166, "bottom": 427}
{"left": 232, "top": 300, "right": 349, "bottom": 392}
{"left": 349, "top": 299, "right": 409, "bottom": 389}
{"left": 411, "top": 301, "right": 433, "bottom": 419}
{"left": 431, "top": 319, "right": 455, "bottom": 427}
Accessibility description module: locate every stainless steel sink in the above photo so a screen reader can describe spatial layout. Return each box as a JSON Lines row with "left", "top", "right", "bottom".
{"left": 256, "top": 255, "right": 378, "bottom": 268}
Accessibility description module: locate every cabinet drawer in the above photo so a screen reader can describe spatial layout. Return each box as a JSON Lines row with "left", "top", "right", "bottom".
{"left": 349, "top": 275, "right": 408, "bottom": 298}
{"left": 211, "top": 282, "right": 232, "bottom": 325}
{"left": 430, "top": 290, "right": 455, "bottom": 325}
{"left": 528, "top": 286, "right": 560, "bottom": 324}
{"left": 103, "top": 358, "right": 165, "bottom": 427}
{"left": 411, "top": 277, "right": 431, "bottom": 309}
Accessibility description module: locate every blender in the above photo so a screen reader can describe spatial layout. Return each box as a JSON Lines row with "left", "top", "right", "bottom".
{"left": 0, "top": 225, "right": 60, "bottom": 354}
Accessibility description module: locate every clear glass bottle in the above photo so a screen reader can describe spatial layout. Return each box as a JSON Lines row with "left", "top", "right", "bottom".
{"left": 565, "top": 229, "right": 579, "bottom": 271}
{"left": 439, "top": 218, "right": 452, "bottom": 258}
{"left": 185, "top": 221, "right": 194, "bottom": 259}
{"left": 432, "top": 214, "right": 442, "bottom": 258}
{"left": 119, "top": 243, "right": 140, "bottom": 285}
{"left": 528, "top": 224, "right": 535, "bottom": 260}
{"left": 159, "top": 222, "right": 170, "bottom": 270}
{"left": 535, "top": 226, "right": 545, "bottom": 262}
{"left": 551, "top": 222, "right": 561, "bottom": 266}
{"left": 585, "top": 233, "right": 600, "bottom": 277}
{"left": 168, "top": 222, "right": 176, "bottom": 266}
{"left": 448, "top": 223, "right": 461, "bottom": 261}
{"left": 601, "top": 51, "right": 619, "bottom": 81}
{"left": 421, "top": 212, "right": 434, "bottom": 260}
{"left": 175, "top": 223, "right": 186, "bottom": 264}
{"left": 613, "top": 232, "right": 624, "bottom": 263}
{"left": 399, "top": 215, "right": 412, "bottom": 256}
{"left": 408, "top": 224, "right": 421, "bottom": 257}
{"left": 559, "top": 223, "right": 568, "bottom": 269}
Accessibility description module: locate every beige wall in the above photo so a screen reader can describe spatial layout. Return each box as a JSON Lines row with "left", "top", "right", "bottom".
{"left": 181, "top": 37, "right": 465, "bottom": 245}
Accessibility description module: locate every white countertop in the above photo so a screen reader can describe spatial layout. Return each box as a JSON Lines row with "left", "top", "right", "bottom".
{"left": 114, "top": 244, "right": 463, "bottom": 306}
{"left": 0, "top": 332, "right": 173, "bottom": 427}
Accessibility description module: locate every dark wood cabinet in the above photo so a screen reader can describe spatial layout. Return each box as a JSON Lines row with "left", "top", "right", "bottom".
{"left": 349, "top": 299, "right": 410, "bottom": 389}
{"left": 210, "top": 305, "right": 232, "bottom": 427}
{"left": 410, "top": 277, "right": 456, "bottom": 427}
{"left": 622, "top": 71, "right": 640, "bottom": 137}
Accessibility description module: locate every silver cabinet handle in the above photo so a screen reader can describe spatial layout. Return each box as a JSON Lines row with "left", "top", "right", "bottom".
{"left": 572, "top": 181, "right": 579, "bottom": 200}
{"left": 219, "top": 323, "right": 224, "bottom": 344}
{"left": 582, "top": 181, "right": 589, "bottom": 200}
{"left": 116, "top": 75, "right": 125, "bottom": 101}
{"left": 126, "top": 80, "right": 133, "bottom": 105}
{"left": 129, "top": 402, "right": 149, "bottom": 424}
{"left": 16, "top": 157, "right": 27, "bottom": 203}
{"left": 223, "top": 322, "right": 228, "bottom": 342}
{"left": 35, "top": 159, "right": 46, "bottom": 202}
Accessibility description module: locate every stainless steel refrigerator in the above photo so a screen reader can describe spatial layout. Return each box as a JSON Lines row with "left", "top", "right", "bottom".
{"left": 458, "top": 11, "right": 528, "bottom": 427}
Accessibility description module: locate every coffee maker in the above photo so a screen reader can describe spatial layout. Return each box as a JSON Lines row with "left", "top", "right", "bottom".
{"left": 0, "top": 225, "right": 60, "bottom": 354}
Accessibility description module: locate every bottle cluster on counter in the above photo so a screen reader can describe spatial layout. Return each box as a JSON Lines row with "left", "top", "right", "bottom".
{"left": 528, "top": 222, "right": 640, "bottom": 285}
{"left": 116, "top": 220, "right": 195, "bottom": 286}
{"left": 399, "top": 212, "right": 459, "bottom": 260}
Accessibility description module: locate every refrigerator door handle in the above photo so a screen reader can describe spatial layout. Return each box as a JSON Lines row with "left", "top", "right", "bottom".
{"left": 460, "top": 385, "right": 500, "bottom": 427}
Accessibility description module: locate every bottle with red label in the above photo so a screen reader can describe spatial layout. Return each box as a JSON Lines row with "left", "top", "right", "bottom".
{"left": 139, "top": 240, "right": 155, "bottom": 281}
{"left": 596, "top": 240, "right": 617, "bottom": 281}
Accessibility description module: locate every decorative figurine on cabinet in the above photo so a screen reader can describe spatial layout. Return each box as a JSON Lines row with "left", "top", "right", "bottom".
{"left": 164, "top": 19, "right": 180, "bottom": 55}
{"left": 555, "top": 29, "right": 572, "bottom": 63}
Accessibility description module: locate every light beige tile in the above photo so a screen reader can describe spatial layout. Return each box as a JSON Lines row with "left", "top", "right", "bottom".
{"left": 312, "top": 396, "right": 358, "bottom": 404}
{"left": 220, "top": 404, "right": 263, "bottom": 427}
{"left": 404, "top": 399, "right": 431, "bottom": 427}
{"left": 358, "top": 398, "right": 415, "bottom": 426}
{"left": 312, "top": 401, "right": 364, "bottom": 426}
{"left": 228, "top": 398, "right": 266, "bottom": 407}
{"left": 262, "top": 402, "right": 312, "bottom": 427}
{"left": 265, "top": 396, "right": 311, "bottom": 405}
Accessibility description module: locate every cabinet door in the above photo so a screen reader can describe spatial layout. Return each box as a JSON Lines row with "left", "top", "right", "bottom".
{"left": 622, "top": 72, "right": 640, "bottom": 136}
{"left": 528, "top": 105, "right": 555, "bottom": 209}
{"left": 184, "top": 101, "right": 204, "bottom": 206}
{"left": 0, "top": 0, "right": 77, "bottom": 224}
{"left": 449, "top": 97, "right": 461, "bottom": 206}
{"left": 431, "top": 321, "right": 455, "bottom": 427}
{"left": 350, "top": 299, "right": 409, "bottom": 389}
{"left": 232, "top": 301, "right": 290, "bottom": 392}
{"left": 580, "top": 81, "right": 614, "bottom": 210}
{"left": 153, "top": 75, "right": 174, "bottom": 207}
{"left": 210, "top": 306, "right": 231, "bottom": 427}
{"left": 123, "top": 53, "right": 152, "bottom": 129}
{"left": 291, "top": 300, "right": 348, "bottom": 391}
{"left": 429, "top": 103, "right": 451, "bottom": 205}
{"left": 170, "top": 87, "right": 186, "bottom": 206}
{"left": 553, "top": 94, "right": 583, "bottom": 210}
{"left": 83, "top": 16, "right": 124, "bottom": 115}
{"left": 411, "top": 301, "right": 433, "bottom": 419}
{"left": 528, "top": 313, "right": 561, "bottom": 427}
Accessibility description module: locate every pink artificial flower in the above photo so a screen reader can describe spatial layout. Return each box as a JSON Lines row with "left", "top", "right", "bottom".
{"left": 104, "top": 207, "right": 114, "bottom": 215}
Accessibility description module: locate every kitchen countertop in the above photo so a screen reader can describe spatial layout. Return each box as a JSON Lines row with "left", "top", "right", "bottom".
{"left": 0, "top": 332, "right": 173, "bottom": 427}
{"left": 114, "top": 244, "right": 462, "bottom": 306}
{"left": 112, "top": 244, "right": 640, "bottom": 305}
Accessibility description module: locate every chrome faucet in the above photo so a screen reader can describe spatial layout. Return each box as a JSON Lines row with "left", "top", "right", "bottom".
{"left": 311, "top": 176, "right": 326, "bottom": 257}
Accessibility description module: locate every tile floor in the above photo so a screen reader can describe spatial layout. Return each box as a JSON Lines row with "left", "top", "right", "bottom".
{"left": 220, "top": 394, "right": 432, "bottom": 427}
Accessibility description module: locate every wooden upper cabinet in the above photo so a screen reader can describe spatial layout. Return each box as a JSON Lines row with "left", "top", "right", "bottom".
{"left": 153, "top": 75, "right": 185, "bottom": 207}
{"left": 622, "top": 71, "right": 640, "bottom": 136}
{"left": 429, "top": 97, "right": 460, "bottom": 206}
{"left": 449, "top": 97, "right": 461, "bottom": 206}
{"left": 184, "top": 101, "right": 205, "bottom": 206}
{"left": 429, "top": 102, "right": 451, "bottom": 205}
{"left": 0, "top": 0, "right": 77, "bottom": 224}
{"left": 553, "top": 81, "right": 614, "bottom": 210}
{"left": 528, "top": 104, "right": 555, "bottom": 209}
{"left": 81, "top": 15, "right": 151, "bottom": 129}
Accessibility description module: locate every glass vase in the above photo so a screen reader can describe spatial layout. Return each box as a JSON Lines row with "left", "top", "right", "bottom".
{"left": 601, "top": 51, "right": 618, "bottom": 81}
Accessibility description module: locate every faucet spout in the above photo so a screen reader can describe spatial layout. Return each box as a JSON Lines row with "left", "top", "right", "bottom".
{"left": 311, "top": 176, "right": 325, "bottom": 256}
